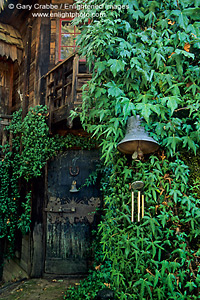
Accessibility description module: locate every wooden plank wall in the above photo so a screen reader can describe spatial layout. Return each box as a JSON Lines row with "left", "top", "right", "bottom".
{"left": 11, "top": 12, "right": 51, "bottom": 113}
{"left": 1, "top": 0, "right": 83, "bottom": 279}
{"left": 50, "top": 18, "right": 57, "bottom": 68}
{"left": 0, "top": 60, "right": 12, "bottom": 114}
{"left": 12, "top": 61, "right": 23, "bottom": 109}
{"left": 1, "top": 4, "right": 51, "bottom": 279}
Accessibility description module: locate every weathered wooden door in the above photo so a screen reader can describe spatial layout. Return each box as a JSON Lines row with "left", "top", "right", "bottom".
{"left": 44, "top": 150, "right": 100, "bottom": 275}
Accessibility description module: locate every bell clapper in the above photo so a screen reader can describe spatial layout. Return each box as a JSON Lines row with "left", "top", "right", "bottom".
{"left": 137, "top": 147, "right": 144, "bottom": 161}
{"left": 132, "top": 151, "right": 138, "bottom": 160}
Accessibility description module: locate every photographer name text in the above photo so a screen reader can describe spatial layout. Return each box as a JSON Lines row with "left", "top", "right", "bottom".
{"left": 8, "top": 3, "right": 129, "bottom": 11}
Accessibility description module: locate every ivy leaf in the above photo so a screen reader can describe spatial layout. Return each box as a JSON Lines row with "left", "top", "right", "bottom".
{"left": 95, "top": 61, "right": 107, "bottom": 74}
{"left": 121, "top": 98, "right": 135, "bottom": 118}
{"left": 150, "top": 104, "right": 161, "bottom": 116}
{"left": 158, "top": 214, "right": 168, "bottom": 228}
{"left": 107, "top": 59, "right": 126, "bottom": 77}
{"left": 138, "top": 31, "right": 149, "bottom": 44}
{"left": 185, "top": 83, "right": 200, "bottom": 95}
{"left": 183, "top": 8, "right": 200, "bottom": 20}
{"left": 182, "top": 136, "right": 197, "bottom": 154}
{"left": 105, "top": 82, "right": 124, "bottom": 97}
{"left": 169, "top": 189, "right": 182, "bottom": 203}
{"left": 130, "top": 57, "right": 141, "bottom": 68}
{"left": 115, "top": 100, "right": 122, "bottom": 115}
{"left": 123, "top": 0, "right": 139, "bottom": 10}
{"left": 154, "top": 122, "right": 168, "bottom": 138}
{"left": 166, "top": 274, "right": 175, "bottom": 294}
{"left": 175, "top": 49, "right": 195, "bottom": 59}
{"left": 186, "top": 24, "right": 199, "bottom": 36}
{"left": 161, "top": 96, "right": 181, "bottom": 115}
{"left": 167, "top": 97, "right": 181, "bottom": 115}
{"left": 95, "top": 87, "right": 106, "bottom": 98}
{"left": 163, "top": 135, "right": 182, "bottom": 153}
{"left": 151, "top": 53, "right": 166, "bottom": 68}
{"left": 131, "top": 10, "right": 144, "bottom": 21}
{"left": 153, "top": 270, "right": 160, "bottom": 288}
{"left": 99, "top": 110, "right": 105, "bottom": 122}
{"left": 145, "top": 11, "right": 157, "bottom": 26}
{"left": 119, "top": 49, "right": 131, "bottom": 58}
{"left": 108, "top": 86, "right": 123, "bottom": 97}
{"left": 185, "top": 281, "right": 197, "bottom": 292}
{"left": 164, "top": 83, "right": 184, "bottom": 96}
{"left": 136, "top": 103, "right": 152, "bottom": 122}
{"left": 195, "top": 0, "right": 200, "bottom": 7}
{"left": 175, "top": 55, "right": 183, "bottom": 75}
{"left": 171, "top": 10, "right": 189, "bottom": 29}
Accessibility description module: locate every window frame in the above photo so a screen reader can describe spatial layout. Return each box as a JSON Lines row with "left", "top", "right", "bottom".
{"left": 59, "top": 18, "right": 81, "bottom": 61}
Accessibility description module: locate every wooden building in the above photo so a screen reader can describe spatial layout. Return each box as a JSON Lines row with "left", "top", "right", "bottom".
{"left": 0, "top": 0, "right": 100, "bottom": 281}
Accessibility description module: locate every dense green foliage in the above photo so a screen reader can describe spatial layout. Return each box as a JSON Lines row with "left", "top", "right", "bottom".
{"left": 64, "top": 234, "right": 115, "bottom": 300}
{"left": 65, "top": 0, "right": 200, "bottom": 299}
{"left": 0, "top": 105, "right": 96, "bottom": 255}
{"left": 0, "top": 106, "right": 54, "bottom": 253}
{"left": 73, "top": 0, "right": 200, "bottom": 161}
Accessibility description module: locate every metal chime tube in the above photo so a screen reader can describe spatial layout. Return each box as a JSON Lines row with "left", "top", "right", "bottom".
{"left": 138, "top": 191, "right": 140, "bottom": 222}
{"left": 142, "top": 194, "right": 144, "bottom": 218}
{"left": 131, "top": 191, "right": 134, "bottom": 222}
{"left": 131, "top": 181, "right": 144, "bottom": 223}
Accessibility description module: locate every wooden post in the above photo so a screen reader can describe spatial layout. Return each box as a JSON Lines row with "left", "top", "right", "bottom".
{"left": 71, "top": 54, "right": 79, "bottom": 104}
{"left": 8, "top": 62, "right": 14, "bottom": 114}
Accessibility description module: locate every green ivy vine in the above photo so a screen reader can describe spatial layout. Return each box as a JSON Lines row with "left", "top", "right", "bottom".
{"left": 0, "top": 106, "right": 54, "bottom": 254}
{"left": 65, "top": 0, "right": 200, "bottom": 299}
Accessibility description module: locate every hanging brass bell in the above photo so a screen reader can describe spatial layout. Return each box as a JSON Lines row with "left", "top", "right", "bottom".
{"left": 70, "top": 180, "right": 79, "bottom": 193}
{"left": 117, "top": 116, "right": 159, "bottom": 156}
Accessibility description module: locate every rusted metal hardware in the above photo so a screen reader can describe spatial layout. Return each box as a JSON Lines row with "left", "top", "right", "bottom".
{"left": 45, "top": 196, "right": 101, "bottom": 224}
{"left": 69, "top": 166, "right": 80, "bottom": 176}
{"left": 44, "top": 207, "right": 76, "bottom": 213}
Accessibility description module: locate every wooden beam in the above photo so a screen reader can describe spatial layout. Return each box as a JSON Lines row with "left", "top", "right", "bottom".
{"left": 44, "top": 53, "right": 75, "bottom": 77}
{"left": 52, "top": 103, "right": 70, "bottom": 124}
{"left": 71, "top": 54, "right": 79, "bottom": 104}
{"left": 0, "top": 114, "right": 13, "bottom": 119}
{"left": 8, "top": 62, "right": 14, "bottom": 114}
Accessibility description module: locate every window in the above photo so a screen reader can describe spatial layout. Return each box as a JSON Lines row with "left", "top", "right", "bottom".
{"left": 59, "top": 19, "right": 81, "bottom": 61}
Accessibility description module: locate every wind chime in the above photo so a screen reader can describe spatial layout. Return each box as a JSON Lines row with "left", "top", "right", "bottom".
{"left": 117, "top": 115, "right": 159, "bottom": 222}
{"left": 131, "top": 181, "right": 144, "bottom": 222}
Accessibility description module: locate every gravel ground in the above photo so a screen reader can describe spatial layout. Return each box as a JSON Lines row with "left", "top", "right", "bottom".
{"left": 0, "top": 278, "right": 81, "bottom": 300}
